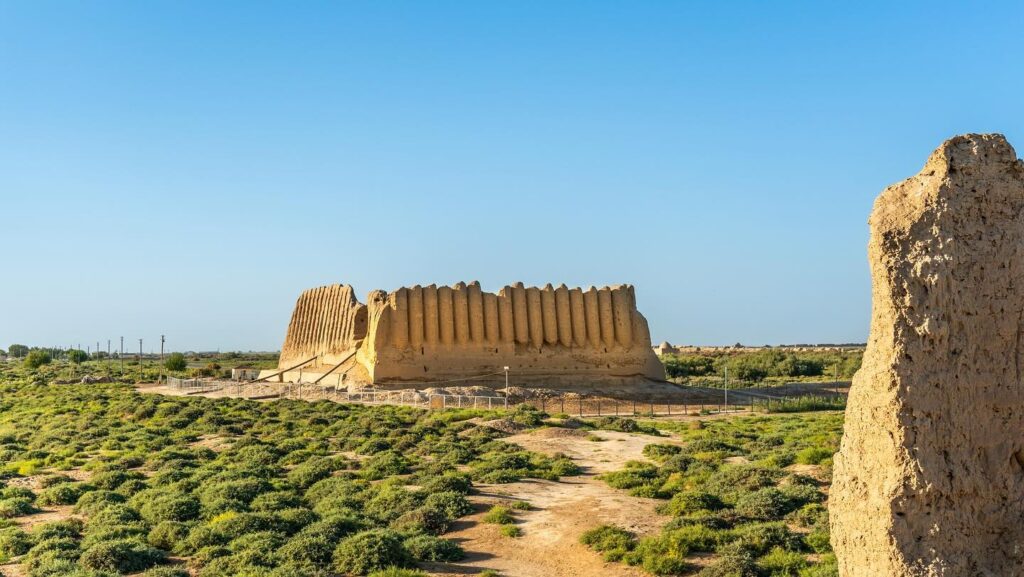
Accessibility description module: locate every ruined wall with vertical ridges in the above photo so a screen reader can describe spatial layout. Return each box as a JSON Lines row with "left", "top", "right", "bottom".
{"left": 279, "top": 284, "right": 366, "bottom": 367}
{"left": 278, "top": 282, "right": 664, "bottom": 384}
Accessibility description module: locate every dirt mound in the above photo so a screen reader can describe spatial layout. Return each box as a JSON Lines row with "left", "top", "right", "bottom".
{"left": 532, "top": 427, "right": 590, "bottom": 439}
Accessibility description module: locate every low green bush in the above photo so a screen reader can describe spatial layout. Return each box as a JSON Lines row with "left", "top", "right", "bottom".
{"left": 367, "top": 568, "right": 428, "bottom": 577}
{"left": 78, "top": 539, "right": 165, "bottom": 573}
{"left": 661, "top": 491, "right": 724, "bottom": 516}
{"left": 403, "top": 534, "right": 464, "bottom": 562}
{"left": 500, "top": 525, "right": 522, "bottom": 538}
{"left": 37, "top": 483, "right": 87, "bottom": 506}
{"left": 147, "top": 521, "right": 189, "bottom": 551}
{"left": 580, "top": 525, "right": 636, "bottom": 561}
{"left": 482, "top": 505, "right": 513, "bottom": 525}
{"left": 795, "top": 447, "right": 833, "bottom": 465}
{"left": 758, "top": 546, "right": 808, "bottom": 575}
{"left": 0, "top": 526, "right": 32, "bottom": 558}
{"left": 332, "top": 529, "right": 411, "bottom": 575}
{"left": 0, "top": 497, "right": 36, "bottom": 518}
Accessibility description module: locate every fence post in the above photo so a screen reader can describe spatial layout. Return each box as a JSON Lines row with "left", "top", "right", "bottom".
{"left": 579, "top": 398, "right": 583, "bottom": 417}
{"left": 597, "top": 400, "right": 601, "bottom": 416}
{"left": 668, "top": 403, "right": 671, "bottom": 416}
{"left": 632, "top": 400, "right": 636, "bottom": 415}
{"left": 561, "top": 399, "right": 565, "bottom": 414}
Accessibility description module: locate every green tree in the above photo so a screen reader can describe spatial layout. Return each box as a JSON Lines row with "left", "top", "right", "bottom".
{"left": 67, "top": 349, "right": 89, "bottom": 364}
{"left": 165, "top": 352, "right": 187, "bottom": 372}
{"left": 8, "top": 344, "right": 29, "bottom": 358}
{"left": 24, "top": 349, "right": 52, "bottom": 369}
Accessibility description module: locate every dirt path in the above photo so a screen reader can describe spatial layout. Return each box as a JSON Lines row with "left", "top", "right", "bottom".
{"left": 427, "top": 428, "right": 672, "bottom": 577}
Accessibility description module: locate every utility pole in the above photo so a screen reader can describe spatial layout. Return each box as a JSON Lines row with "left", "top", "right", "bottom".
{"left": 160, "top": 335, "right": 165, "bottom": 385}
{"left": 138, "top": 339, "right": 143, "bottom": 381}
{"left": 119, "top": 337, "right": 124, "bottom": 376}
{"left": 503, "top": 366, "right": 510, "bottom": 409}
{"left": 724, "top": 366, "right": 729, "bottom": 414}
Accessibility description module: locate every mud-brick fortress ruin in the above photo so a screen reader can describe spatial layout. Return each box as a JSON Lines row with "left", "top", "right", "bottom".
{"left": 263, "top": 282, "right": 665, "bottom": 388}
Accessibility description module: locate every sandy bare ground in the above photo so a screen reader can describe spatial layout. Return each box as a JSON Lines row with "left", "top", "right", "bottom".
{"left": 426, "top": 428, "right": 673, "bottom": 577}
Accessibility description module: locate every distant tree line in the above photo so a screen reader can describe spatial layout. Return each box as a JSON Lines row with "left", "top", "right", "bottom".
{"left": 662, "top": 349, "right": 862, "bottom": 382}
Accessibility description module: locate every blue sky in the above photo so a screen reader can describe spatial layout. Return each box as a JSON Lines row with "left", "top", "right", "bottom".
{"left": 1, "top": 1, "right": 1021, "bottom": 352}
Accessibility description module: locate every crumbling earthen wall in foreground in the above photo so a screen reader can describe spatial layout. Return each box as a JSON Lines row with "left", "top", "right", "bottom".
{"left": 830, "top": 134, "right": 1024, "bottom": 576}
{"left": 278, "top": 282, "right": 665, "bottom": 386}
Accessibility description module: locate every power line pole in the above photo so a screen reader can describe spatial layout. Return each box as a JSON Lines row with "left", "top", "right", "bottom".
{"left": 120, "top": 336, "right": 124, "bottom": 376}
{"left": 724, "top": 366, "right": 729, "bottom": 414}
{"left": 160, "top": 335, "right": 165, "bottom": 385}
{"left": 138, "top": 338, "right": 143, "bottom": 381}
{"left": 503, "top": 366, "right": 510, "bottom": 409}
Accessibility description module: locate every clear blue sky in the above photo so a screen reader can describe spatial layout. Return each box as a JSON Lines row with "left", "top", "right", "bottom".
{"left": 1, "top": 2, "right": 1021, "bottom": 353}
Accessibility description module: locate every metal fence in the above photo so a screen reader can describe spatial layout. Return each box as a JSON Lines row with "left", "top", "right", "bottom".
{"left": 170, "top": 379, "right": 509, "bottom": 410}
{"left": 520, "top": 397, "right": 749, "bottom": 417}
{"left": 166, "top": 376, "right": 228, "bottom": 394}
{"left": 161, "top": 378, "right": 840, "bottom": 416}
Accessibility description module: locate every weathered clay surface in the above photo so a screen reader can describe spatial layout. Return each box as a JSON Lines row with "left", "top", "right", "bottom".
{"left": 831, "top": 134, "right": 1024, "bottom": 576}
{"left": 278, "top": 282, "right": 665, "bottom": 386}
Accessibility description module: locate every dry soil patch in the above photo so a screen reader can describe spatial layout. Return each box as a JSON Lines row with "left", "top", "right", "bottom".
{"left": 427, "top": 428, "right": 673, "bottom": 577}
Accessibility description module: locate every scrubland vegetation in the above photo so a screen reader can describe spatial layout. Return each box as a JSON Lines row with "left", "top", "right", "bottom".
{"left": 0, "top": 360, "right": 566, "bottom": 576}
{"left": 1, "top": 349, "right": 845, "bottom": 577}
{"left": 661, "top": 349, "right": 861, "bottom": 388}
{"left": 585, "top": 413, "right": 842, "bottom": 576}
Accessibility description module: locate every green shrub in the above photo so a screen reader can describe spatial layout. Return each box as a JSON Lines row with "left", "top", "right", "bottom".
{"left": 362, "top": 451, "right": 410, "bottom": 480}
{"left": 332, "top": 529, "right": 411, "bottom": 575}
{"left": 482, "top": 505, "right": 513, "bottom": 525}
{"left": 798, "top": 554, "right": 838, "bottom": 577}
{"left": 78, "top": 538, "right": 165, "bottom": 573}
{"left": 24, "top": 350, "right": 52, "bottom": 369}
{"left": 626, "top": 532, "right": 693, "bottom": 575}
{"left": 0, "top": 497, "right": 36, "bottom": 518}
{"left": 32, "top": 519, "right": 84, "bottom": 541}
{"left": 164, "top": 353, "right": 187, "bottom": 372}
{"left": 367, "top": 569, "right": 428, "bottom": 577}
{"left": 734, "top": 488, "right": 796, "bottom": 520}
{"left": 250, "top": 491, "right": 302, "bottom": 512}
{"left": 75, "top": 491, "right": 126, "bottom": 516}
{"left": 0, "top": 526, "right": 32, "bottom": 558}
{"left": 661, "top": 491, "right": 724, "bottom": 516}
{"left": 403, "top": 534, "right": 464, "bottom": 562}
{"left": 730, "top": 522, "right": 802, "bottom": 556}
{"left": 500, "top": 525, "right": 522, "bottom": 537}
{"left": 795, "top": 447, "right": 833, "bottom": 466}
{"left": 420, "top": 473, "right": 471, "bottom": 495}
{"left": 139, "top": 494, "right": 200, "bottom": 524}
{"left": 642, "top": 444, "right": 683, "bottom": 461}
{"left": 364, "top": 485, "right": 420, "bottom": 524}
{"left": 420, "top": 491, "right": 473, "bottom": 521}
{"left": 580, "top": 525, "right": 636, "bottom": 562}
{"left": 758, "top": 546, "right": 808, "bottom": 575}
{"left": 804, "top": 529, "right": 831, "bottom": 554}
{"left": 38, "top": 474, "right": 76, "bottom": 488}
{"left": 147, "top": 521, "right": 189, "bottom": 551}
{"left": 37, "top": 483, "right": 86, "bottom": 506}
{"left": 698, "top": 547, "right": 759, "bottom": 577}
{"left": 287, "top": 457, "right": 338, "bottom": 489}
